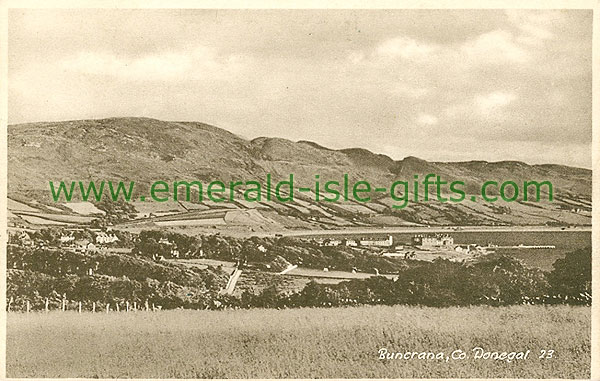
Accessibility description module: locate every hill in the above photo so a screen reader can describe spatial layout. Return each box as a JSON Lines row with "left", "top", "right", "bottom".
{"left": 8, "top": 117, "right": 591, "bottom": 230}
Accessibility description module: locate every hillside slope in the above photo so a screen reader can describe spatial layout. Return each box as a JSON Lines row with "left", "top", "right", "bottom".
{"left": 8, "top": 117, "right": 591, "bottom": 229}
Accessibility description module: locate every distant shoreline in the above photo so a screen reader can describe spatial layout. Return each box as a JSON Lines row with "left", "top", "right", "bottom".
{"left": 275, "top": 225, "right": 592, "bottom": 238}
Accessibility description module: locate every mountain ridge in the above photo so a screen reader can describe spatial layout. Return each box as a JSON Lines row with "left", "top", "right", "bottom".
{"left": 9, "top": 116, "right": 590, "bottom": 169}
{"left": 8, "top": 117, "right": 592, "bottom": 229}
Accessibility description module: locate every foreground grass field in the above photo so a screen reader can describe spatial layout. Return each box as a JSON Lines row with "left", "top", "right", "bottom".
{"left": 7, "top": 305, "right": 590, "bottom": 378}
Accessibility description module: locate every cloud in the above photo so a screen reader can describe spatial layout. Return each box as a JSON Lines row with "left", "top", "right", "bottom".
{"left": 356, "top": 28, "right": 530, "bottom": 76}
{"left": 475, "top": 91, "right": 517, "bottom": 113}
{"left": 375, "top": 37, "right": 438, "bottom": 60}
{"left": 8, "top": 9, "right": 592, "bottom": 168}
{"left": 61, "top": 47, "right": 246, "bottom": 81}
{"left": 390, "top": 83, "right": 429, "bottom": 98}
{"left": 416, "top": 113, "right": 439, "bottom": 125}
{"left": 460, "top": 30, "right": 529, "bottom": 63}
{"left": 505, "top": 10, "right": 556, "bottom": 46}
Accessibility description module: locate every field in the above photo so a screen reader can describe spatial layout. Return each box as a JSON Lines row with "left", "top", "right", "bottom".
{"left": 7, "top": 305, "right": 590, "bottom": 378}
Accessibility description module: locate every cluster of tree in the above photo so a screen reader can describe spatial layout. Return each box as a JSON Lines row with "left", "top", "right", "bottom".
{"left": 132, "top": 230, "right": 204, "bottom": 258}
{"left": 7, "top": 269, "right": 230, "bottom": 311}
{"left": 546, "top": 247, "right": 591, "bottom": 301}
{"left": 7, "top": 245, "right": 228, "bottom": 311}
{"left": 91, "top": 199, "right": 138, "bottom": 227}
{"left": 133, "top": 230, "right": 412, "bottom": 273}
{"left": 7, "top": 233, "right": 590, "bottom": 311}
{"left": 8, "top": 245, "right": 225, "bottom": 287}
{"left": 233, "top": 248, "right": 591, "bottom": 309}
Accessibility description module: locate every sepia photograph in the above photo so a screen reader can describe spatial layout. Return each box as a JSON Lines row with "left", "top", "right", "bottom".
{"left": 2, "top": 3, "right": 596, "bottom": 379}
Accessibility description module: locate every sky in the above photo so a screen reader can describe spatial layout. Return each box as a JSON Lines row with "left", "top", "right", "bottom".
{"left": 8, "top": 9, "right": 593, "bottom": 167}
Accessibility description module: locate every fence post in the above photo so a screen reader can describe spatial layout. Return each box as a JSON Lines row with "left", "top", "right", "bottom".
{"left": 116, "top": 303, "right": 120, "bottom": 312}
{"left": 152, "top": 303, "right": 156, "bottom": 312}
{"left": 133, "top": 301, "right": 137, "bottom": 311}
{"left": 78, "top": 301, "right": 82, "bottom": 314}
{"left": 45, "top": 297, "right": 49, "bottom": 312}
{"left": 106, "top": 304, "right": 109, "bottom": 314}
{"left": 62, "top": 298, "right": 66, "bottom": 312}
{"left": 145, "top": 299, "right": 149, "bottom": 311}
{"left": 26, "top": 300, "right": 30, "bottom": 313}
{"left": 92, "top": 302, "right": 96, "bottom": 313}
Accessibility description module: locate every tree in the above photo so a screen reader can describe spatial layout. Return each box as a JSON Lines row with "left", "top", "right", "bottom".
{"left": 547, "top": 247, "right": 591, "bottom": 303}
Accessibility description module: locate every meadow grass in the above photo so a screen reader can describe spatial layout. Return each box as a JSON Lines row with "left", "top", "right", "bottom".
{"left": 7, "top": 305, "right": 590, "bottom": 378}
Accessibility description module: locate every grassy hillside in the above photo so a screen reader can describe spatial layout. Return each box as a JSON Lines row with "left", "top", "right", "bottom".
{"left": 8, "top": 117, "right": 592, "bottom": 228}
{"left": 7, "top": 305, "right": 590, "bottom": 378}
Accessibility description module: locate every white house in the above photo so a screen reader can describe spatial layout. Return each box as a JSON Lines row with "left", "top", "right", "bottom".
{"left": 413, "top": 234, "right": 454, "bottom": 247}
{"left": 17, "top": 231, "right": 33, "bottom": 246}
{"left": 95, "top": 232, "right": 119, "bottom": 244}
{"left": 359, "top": 235, "right": 393, "bottom": 247}
{"left": 323, "top": 239, "right": 343, "bottom": 247}
{"left": 158, "top": 237, "right": 173, "bottom": 245}
{"left": 60, "top": 234, "right": 75, "bottom": 244}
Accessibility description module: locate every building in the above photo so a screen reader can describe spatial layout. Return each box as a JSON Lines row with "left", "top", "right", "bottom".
{"left": 412, "top": 234, "right": 454, "bottom": 247}
{"left": 60, "top": 234, "right": 75, "bottom": 244}
{"left": 158, "top": 237, "right": 173, "bottom": 245}
{"left": 95, "top": 232, "right": 119, "bottom": 244}
{"left": 344, "top": 239, "right": 358, "bottom": 247}
{"left": 359, "top": 235, "right": 393, "bottom": 247}
{"left": 454, "top": 245, "right": 471, "bottom": 253}
{"left": 323, "top": 239, "right": 343, "bottom": 247}
{"left": 17, "top": 231, "right": 33, "bottom": 246}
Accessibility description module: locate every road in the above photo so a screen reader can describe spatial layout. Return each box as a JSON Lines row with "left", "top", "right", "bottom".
{"left": 285, "top": 267, "right": 397, "bottom": 281}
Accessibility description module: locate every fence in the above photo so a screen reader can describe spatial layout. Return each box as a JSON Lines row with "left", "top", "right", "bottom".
{"left": 6, "top": 297, "right": 164, "bottom": 313}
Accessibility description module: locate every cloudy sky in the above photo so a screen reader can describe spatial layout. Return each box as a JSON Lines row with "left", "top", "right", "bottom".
{"left": 8, "top": 9, "right": 592, "bottom": 167}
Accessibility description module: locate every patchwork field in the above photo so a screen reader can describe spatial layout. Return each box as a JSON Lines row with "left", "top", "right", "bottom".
{"left": 7, "top": 305, "right": 590, "bottom": 378}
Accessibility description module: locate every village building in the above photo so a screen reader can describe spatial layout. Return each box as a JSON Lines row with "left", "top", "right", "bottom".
{"left": 412, "top": 234, "right": 454, "bottom": 247}
{"left": 158, "top": 237, "right": 173, "bottom": 245}
{"left": 73, "top": 239, "right": 98, "bottom": 252}
{"left": 73, "top": 239, "right": 89, "bottom": 252}
{"left": 95, "top": 232, "right": 119, "bottom": 244}
{"left": 152, "top": 253, "right": 166, "bottom": 261}
{"left": 17, "top": 231, "right": 33, "bottom": 246}
{"left": 322, "top": 238, "right": 343, "bottom": 247}
{"left": 359, "top": 235, "right": 393, "bottom": 247}
{"left": 60, "top": 233, "right": 75, "bottom": 244}
{"left": 454, "top": 244, "right": 472, "bottom": 253}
